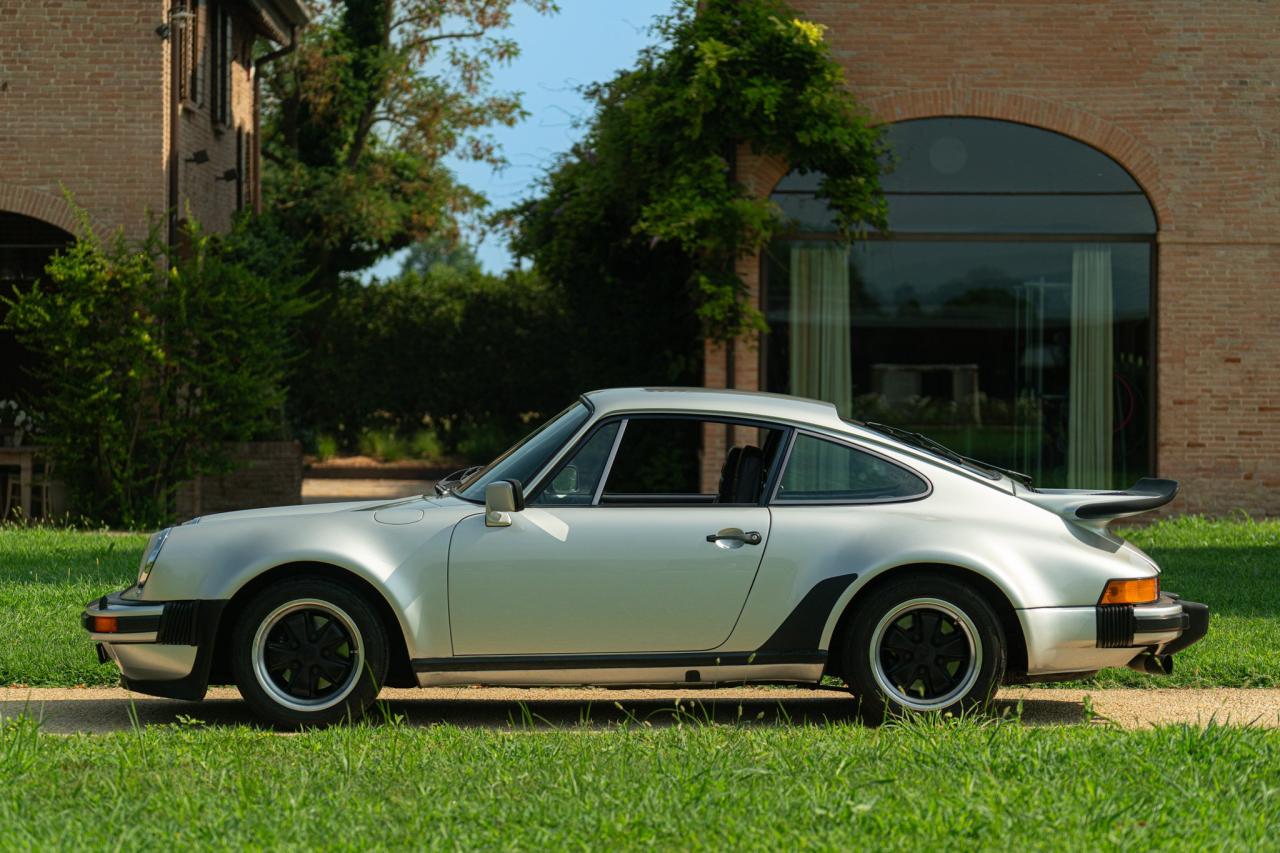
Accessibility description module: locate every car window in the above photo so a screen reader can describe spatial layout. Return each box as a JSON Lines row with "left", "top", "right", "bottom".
{"left": 529, "top": 422, "right": 620, "bottom": 506}
{"left": 599, "top": 418, "right": 785, "bottom": 505}
{"left": 456, "top": 402, "right": 591, "bottom": 502}
{"left": 775, "top": 434, "right": 928, "bottom": 502}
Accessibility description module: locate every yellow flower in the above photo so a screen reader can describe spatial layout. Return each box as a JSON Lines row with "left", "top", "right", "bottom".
{"left": 790, "top": 18, "right": 827, "bottom": 46}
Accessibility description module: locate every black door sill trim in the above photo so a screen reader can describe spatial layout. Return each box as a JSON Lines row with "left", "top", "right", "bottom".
{"left": 412, "top": 650, "right": 826, "bottom": 673}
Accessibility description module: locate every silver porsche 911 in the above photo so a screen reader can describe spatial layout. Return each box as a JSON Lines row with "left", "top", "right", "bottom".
{"left": 82, "top": 387, "right": 1208, "bottom": 726}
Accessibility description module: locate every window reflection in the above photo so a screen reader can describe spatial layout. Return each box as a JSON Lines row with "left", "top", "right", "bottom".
{"left": 766, "top": 240, "right": 1152, "bottom": 489}
{"left": 765, "top": 119, "right": 1155, "bottom": 490}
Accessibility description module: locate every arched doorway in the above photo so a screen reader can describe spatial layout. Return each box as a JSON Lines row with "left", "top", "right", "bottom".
{"left": 0, "top": 211, "right": 74, "bottom": 402}
{"left": 763, "top": 118, "right": 1157, "bottom": 489}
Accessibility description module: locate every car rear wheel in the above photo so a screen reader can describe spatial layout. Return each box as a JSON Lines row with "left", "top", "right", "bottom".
{"left": 842, "top": 574, "right": 1005, "bottom": 720}
{"left": 231, "top": 578, "right": 388, "bottom": 728}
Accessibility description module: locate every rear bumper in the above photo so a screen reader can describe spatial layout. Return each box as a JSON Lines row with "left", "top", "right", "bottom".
{"left": 1017, "top": 592, "right": 1209, "bottom": 678}
{"left": 82, "top": 589, "right": 226, "bottom": 700}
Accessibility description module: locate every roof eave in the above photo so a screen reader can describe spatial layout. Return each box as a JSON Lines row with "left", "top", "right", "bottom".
{"left": 241, "top": 0, "right": 312, "bottom": 44}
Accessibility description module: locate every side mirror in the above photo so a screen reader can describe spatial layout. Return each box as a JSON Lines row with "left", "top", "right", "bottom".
{"left": 485, "top": 479, "right": 524, "bottom": 527}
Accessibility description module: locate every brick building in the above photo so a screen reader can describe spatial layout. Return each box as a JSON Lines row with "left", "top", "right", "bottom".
{"left": 0, "top": 0, "right": 309, "bottom": 515}
{"left": 706, "top": 1, "right": 1279, "bottom": 517}
{"left": 0, "top": 0, "right": 309, "bottom": 398}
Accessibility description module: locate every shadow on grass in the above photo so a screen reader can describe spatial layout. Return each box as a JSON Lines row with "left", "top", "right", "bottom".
{"left": 0, "top": 689, "right": 1091, "bottom": 733}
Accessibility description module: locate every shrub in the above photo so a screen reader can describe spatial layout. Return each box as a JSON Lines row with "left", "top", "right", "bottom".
{"left": 357, "top": 428, "right": 408, "bottom": 463}
{"left": 2, "top": 214, "right": 309, "bottom": 527}
{"left": 290, "top": 263, "right": 573, "bottom": 449}
{"left": 313, "top": 434, "right": 339, "bottom": 462}
{"left": 408, "top": 429, "right": 445, "bottom": 463}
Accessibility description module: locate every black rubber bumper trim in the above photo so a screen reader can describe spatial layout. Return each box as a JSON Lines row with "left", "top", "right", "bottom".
{"left": 1095, "top": 595, "right": 1210, "bottom": 652}
{"left": 80, "top": 610, "right": 161, "bottom": 634}
{"left": 117, "top": 600, "right": 228, "bottom": 701}
{"left": 412, "top": 650, "right": 827, "bottom": 673}
{"left": 1159, "top": 599, "right": 1209, "bottom": 657}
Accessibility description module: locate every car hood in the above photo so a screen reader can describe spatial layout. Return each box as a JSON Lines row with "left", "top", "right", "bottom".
{"left": 185, "top": 494, "right": 467, "bottom": 526}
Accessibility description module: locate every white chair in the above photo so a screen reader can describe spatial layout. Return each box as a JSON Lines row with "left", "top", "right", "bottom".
{"left": 3, "top": 461, "right": 54, "bottom": 520}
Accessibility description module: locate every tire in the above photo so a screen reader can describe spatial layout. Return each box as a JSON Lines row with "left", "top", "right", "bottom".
{"left": 231, "top": 577, "right": 389, "bottom": 728}
{"left": 841, "top": 574, "right": 1005, "bottom": 721}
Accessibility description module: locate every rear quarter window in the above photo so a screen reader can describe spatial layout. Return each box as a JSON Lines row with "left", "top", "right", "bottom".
{"left": 774, "top": 434, "right": 929, "bottom": 503}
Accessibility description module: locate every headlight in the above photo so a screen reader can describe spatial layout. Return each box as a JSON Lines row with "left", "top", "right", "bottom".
{"left": 137, "top": 527, "right": 172, "bottom": 589}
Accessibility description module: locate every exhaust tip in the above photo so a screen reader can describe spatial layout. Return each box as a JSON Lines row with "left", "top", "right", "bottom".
{"left": 1127, "top": 653, "right": 1173, "bottom": 675}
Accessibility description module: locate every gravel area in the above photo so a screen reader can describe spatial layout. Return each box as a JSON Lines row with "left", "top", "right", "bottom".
{"left": 2, "top": 686, "right": 1277, "bottom": 733}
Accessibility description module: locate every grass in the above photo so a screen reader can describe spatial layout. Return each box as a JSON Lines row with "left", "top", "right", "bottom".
{"left": 0, "top": 516, "right": 1275, "bottom": 689}
{"left": 1, "top": 712, "right": 1278, "bottom": 848}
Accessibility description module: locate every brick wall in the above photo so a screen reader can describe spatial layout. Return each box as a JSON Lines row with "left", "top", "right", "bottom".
{"left": 722, "top": 0, "right": 1280, "bottom": 517}
{"left": 175, "top": 441, "right": 302, "bottom": 518}
{"left": 0, "top": 0, "right": 167, "bottom": 240}
{"left": 0, "top": 1, "right": 267, "bottom": 240}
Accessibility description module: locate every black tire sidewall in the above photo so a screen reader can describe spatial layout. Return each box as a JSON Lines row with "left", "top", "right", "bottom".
{"left": 843, "top": 575, "right": 1006, "bottom": 720}
{"left": 231, "top": 577, "right": 389, "bottom": 728}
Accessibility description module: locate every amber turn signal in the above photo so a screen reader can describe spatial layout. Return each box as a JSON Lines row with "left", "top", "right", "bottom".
{"left": 90, "top": 615, "right": 120, "bottom": 633}
{"left": 1099, "top": 577, "right": 1159, "bottom": 605}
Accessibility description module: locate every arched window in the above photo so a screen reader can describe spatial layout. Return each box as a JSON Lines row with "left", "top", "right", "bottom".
{"left": 764, "top": 118, "right": 1156, "bottom": 489}
{"left": 0, "top": 211, "right": 74, "bottom": 402}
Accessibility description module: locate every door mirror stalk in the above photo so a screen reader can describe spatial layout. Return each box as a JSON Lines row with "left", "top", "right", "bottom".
{"left": 485, "top": 479, "right": 525, "bottom": 527}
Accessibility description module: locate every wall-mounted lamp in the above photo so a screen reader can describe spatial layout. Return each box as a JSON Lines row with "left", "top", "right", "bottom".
{"left": 185, "top": 150, "right": 210, "bottom": 165}
{"left": 216, "top": 168, "right": 240, "bottom": 182}
{"left": 156, "top": 8, "right": 194, "bottom": 40}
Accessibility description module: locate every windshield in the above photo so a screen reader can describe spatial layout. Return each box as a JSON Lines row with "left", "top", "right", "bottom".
{"left": 851, "top": 420, "right": 1031, "bottom": 485}
{"left": 455, "top": 401, "right": 593, "bottom": 502}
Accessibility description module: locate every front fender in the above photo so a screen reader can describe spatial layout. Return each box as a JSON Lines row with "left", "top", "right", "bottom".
{"left": 139, "top": 500, "right": 478, "bottom": 659}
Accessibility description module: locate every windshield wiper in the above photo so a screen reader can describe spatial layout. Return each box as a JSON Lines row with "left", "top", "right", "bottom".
{"left": 432, "top": 465, "right": 484, "bottom": 497}
{"left": 862, "top": 422, "right": 1032, "bottom": 485}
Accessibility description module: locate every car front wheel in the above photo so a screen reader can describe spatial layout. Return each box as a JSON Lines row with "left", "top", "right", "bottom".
{"left": 231, "top": 578, "right": 389, "bottom": 728}
{"left": 842, "top": 574, "right": 1005, "bottom": 720}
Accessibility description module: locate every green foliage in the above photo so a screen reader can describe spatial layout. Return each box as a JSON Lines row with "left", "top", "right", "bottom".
{"left": 357, "top": 428, "right": 408, "bottom": 462}
{"left": 313, "top": 433, "right": 339, "bottom": 462}
{"left": 259, "top": 0, "right": 556, "bottom": 288}
{"left": 1, "top": 216, "right": 309, "bottom": 527}
{"left": 291, "top": 262, "right": 572, "bottom": 450}
{"left": 509, "top": 0, "right": 886, "bottom": 389}
{"left": 408, "top": 428, "right": 445, "bottom": 463}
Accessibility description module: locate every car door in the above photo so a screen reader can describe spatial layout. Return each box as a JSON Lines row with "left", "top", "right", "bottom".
{"left": 447, "top": 416, "right": 787, "bottom": 655}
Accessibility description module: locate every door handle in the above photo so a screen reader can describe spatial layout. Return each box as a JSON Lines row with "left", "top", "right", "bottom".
{"left": 706, "top": 530, "right": 762, "bottom": 546}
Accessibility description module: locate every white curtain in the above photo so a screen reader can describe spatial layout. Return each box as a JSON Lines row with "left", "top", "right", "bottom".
{"left": 789, "top": 244, "right": 852, "bottom": 418}
{"left": 1067, "top": 244, "right": 1114, "bottom": 488}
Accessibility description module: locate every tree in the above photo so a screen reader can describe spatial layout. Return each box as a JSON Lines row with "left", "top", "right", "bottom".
{"left": 2, "top": 216, "right": 310, "bottom": 527}
{"left": 508, "top": 0, "right": 887, "bottom": 387}
{"left": 259, "top": 0, "right": 556, "bottom": 290}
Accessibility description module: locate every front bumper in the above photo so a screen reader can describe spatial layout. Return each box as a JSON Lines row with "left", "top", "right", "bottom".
{"left": 1018, "top": 592, "right": 1209, "bottom": 678}
{"left": 82, "top": 589, "right": 226, "bottom": 700}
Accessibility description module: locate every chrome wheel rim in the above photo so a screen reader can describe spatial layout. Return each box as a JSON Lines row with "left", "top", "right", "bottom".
{"left": 251, "top": 599, "right": 365, "bottom": 713}
{"left": 869, "top": 597, "right": 982, "bottom": 712}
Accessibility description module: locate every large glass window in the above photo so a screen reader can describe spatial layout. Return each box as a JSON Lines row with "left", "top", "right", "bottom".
{"left": 765, "top": 119, "right": 1155, "bottom": 489}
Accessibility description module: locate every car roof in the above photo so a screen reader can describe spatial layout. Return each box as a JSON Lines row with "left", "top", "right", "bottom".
{"left": 581, "top": 387, "right": 1012, "bottom": 492}
{"left": 583, "top": 387, "right": 848, "bottom": 431}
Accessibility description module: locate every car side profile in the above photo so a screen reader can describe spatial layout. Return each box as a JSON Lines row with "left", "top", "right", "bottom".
{"left": 82, "top": 387, "right": 1208, "bottom": 726}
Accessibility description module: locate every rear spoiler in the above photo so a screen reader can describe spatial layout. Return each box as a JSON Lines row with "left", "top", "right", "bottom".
{"left": 1017, "top": 478, "right": 1179, "bottom": 523}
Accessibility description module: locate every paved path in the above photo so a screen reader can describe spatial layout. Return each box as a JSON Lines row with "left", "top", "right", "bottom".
{"left": 2, "top": 686, "right": 1277, "bottom": 733}
{"left": 301, "top": 479, "right": 435, "bottom": 504}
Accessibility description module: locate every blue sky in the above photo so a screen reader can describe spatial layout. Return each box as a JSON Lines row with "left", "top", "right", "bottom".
{"left": 364, "top": 0, "right": 676, "bottom": 280}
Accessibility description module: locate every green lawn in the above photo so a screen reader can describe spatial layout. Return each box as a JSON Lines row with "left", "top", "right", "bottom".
{"left": 0, "top": 516, "right": 1276, "bottom": 688}
{"left": 0, "top": 713, "right": 1277, "bottom": 848}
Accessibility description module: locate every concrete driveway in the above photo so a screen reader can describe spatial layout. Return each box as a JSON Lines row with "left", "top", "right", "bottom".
{"left": 3, "top": 686, "right": 1278, "bottom": 733}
